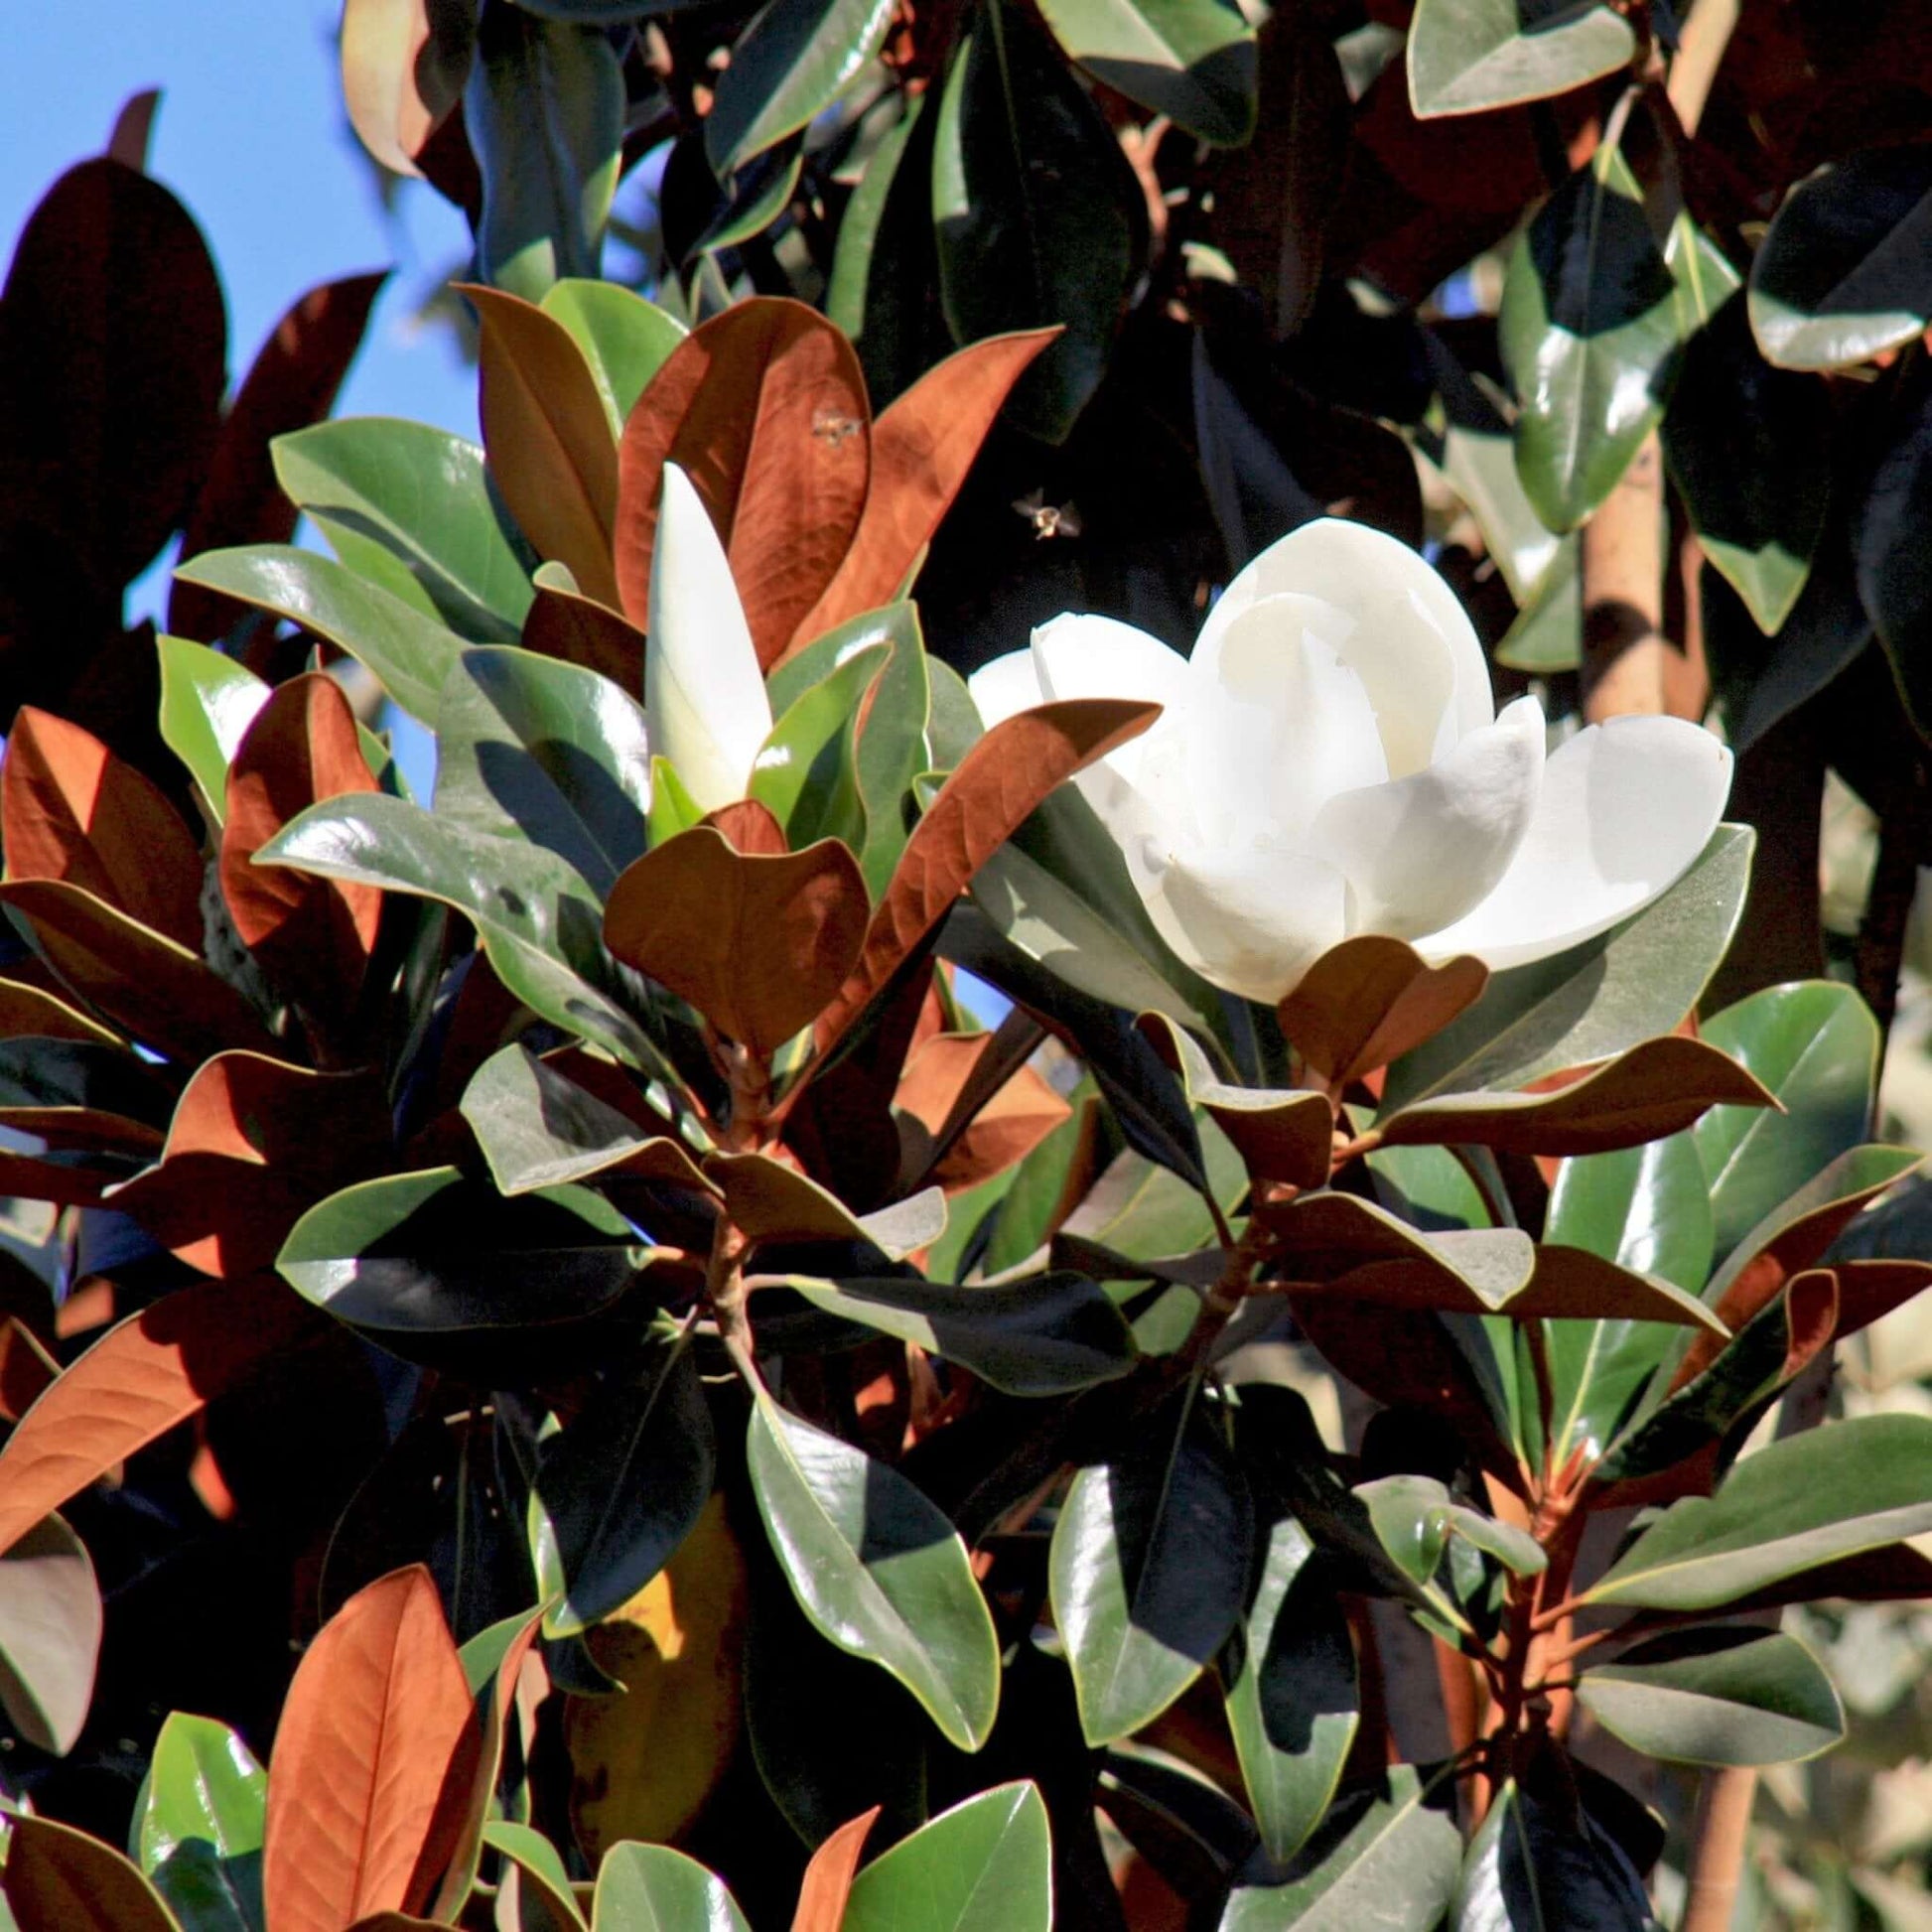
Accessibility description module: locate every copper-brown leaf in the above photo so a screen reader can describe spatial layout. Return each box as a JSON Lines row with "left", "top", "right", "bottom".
{"left": 1279, "top": 935, "right": 1488, "bottom": 1089}
{"left": 463, "top": 284, "right": 621, "bottom": 607}
{"left": 221, "top": 671, "right": 381, "bottom": 1031}
{"left": 792, "top": 1806, "right": 881, "bottom": 1932}
{"left": 1375, "top": 1036, "right": 1776, "bottom": 1158}
{"left": 794, "top": 329, "right": 1058, "bottom": 644}
{"left": 1, "top": 1816, "right": 179, "bottom": 1932}
{"left": 341, "top": 0, "right": 475, "bottom": 177}
{"left": 106, "top": 1052, "right": 393, "bottom": 1276}
{"left": 0, "top": 1276, "right": 325, "bottom": 1559}
{"left": 170, "top": 271, "right": 388, "bottom": 642}
{"left": 522, "top": 577, "right": 646, "bottom": 693}
{"left": 614, "top": 298, "right": 871, "bottom": 664}
{"left": 895, "top": 1032, "right": 1071, "bottom": 1192}
{"left": 604, "top": 828, "right": 870, "bottom": 1057}
{"left": 2, "top": 707, "right": 204, "bottom": 946}
{"left": 814, "top": 699, "right": 1161, "bottom": 1052}
{"left": 264, "top": 1566, "right": 477, "bottom": 1932}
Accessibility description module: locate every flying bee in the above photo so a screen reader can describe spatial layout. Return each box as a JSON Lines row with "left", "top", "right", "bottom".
{"left": 1012, "top": 489, "right": 1082, "bottom": 540}
{"left": 811, "top": 407, "right": 863, "bottom": 447}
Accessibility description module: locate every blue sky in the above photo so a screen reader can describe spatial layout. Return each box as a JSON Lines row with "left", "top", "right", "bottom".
{"left": 2, "top": 2, "right": 482, "bottom": 470}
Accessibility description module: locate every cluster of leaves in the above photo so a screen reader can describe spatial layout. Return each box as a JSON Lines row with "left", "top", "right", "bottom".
{"left": 3, "top": 97, "right": 1932, "bottom": 1923}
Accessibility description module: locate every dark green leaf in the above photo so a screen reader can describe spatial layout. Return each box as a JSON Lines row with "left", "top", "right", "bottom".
{"left": 840, "top": 1783, "right": 1051, "bottom": 1932}
{"left": 1221, "top": 1517, "right": 1357, "bottom": 1864}
{"left": 135, "top": 1714, "right": 265, "bottom": 1932}
{"left": 171, "top": 545, "right": 464, "bottom": 724}
{"left": 1695, "top": 980, "right": 1878, "bottom": 1265}
{"left": 590, "top": 1842, "right": 750, "bottom": 1932}
{"left": 1406, "top": 0, "right": 1632, "bottom": 119}
{"left": 1381, "top": 826, "right": 1752, "bottom": 1111}
{"left": 1858, "top": 361, "right": 1932, "bottom": 740}
{"left": 271, "top": 418, "right": 532, "bottom": 642}
{"left": 1493, "top": 536, "right": 1582, "bottom": 675}
{"left": 434, "top": 645, "right": 651, "bottom": 895}
{"left": 1578, "top": 1626, "right": 1844, "bottom": 1766}
{"left": 779, "top": 1272, "right": 1137, "bottom": 1396}
{"left": 483, "top": 1821, "right": 586, "bottom": 1931}
{"left": 467, "top": 9, "right": 623, "bottom": 301}
{"left": 826, "top": 94, "right": 931, "bottom": 405}
{"left": 931, "top": 0, "right": 1144, "bottom": 443}
{"left": 1586, "top": 1414, "right": 1932, "bottom": 1610}
{"left": 1049, "top": 1405, "right": 1254, "bottom": 1744}
{"left": 1034, "top": 0, "right": 1256, "bottom": 144}
{"left": 1452, "top": 1779, "right": 1654, "bottom": 1931}
{"left": 746, "top": 1396, "right": 1000, "bottom": 1750}
{"left": 707, "top": 0, "right": 897, "bottom": 175}
{"left": 1747, "top": 148, "right": 1932, "bottom": 371}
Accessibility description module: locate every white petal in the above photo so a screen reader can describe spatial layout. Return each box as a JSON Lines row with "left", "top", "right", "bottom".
{"left": 1416, "top": 716, "right": 1734, "bottom": 970}
{"left": 1127, "top": 836, "right": 1349, "bottom": 1006}
{"left": 1309, "top": 695, "right": 1546, "bottom": 941}
{"left": 1194, "top": 519, "right": 1493, "bottom": 776}
{"left": 1032, "top": 611, "right": 1190, "bottom": 824}
{"left": 966, "top": 648, "right": 1045, "bottom": 729}
{"left": 646, "top": 465, "right": 771, "bottom": 813}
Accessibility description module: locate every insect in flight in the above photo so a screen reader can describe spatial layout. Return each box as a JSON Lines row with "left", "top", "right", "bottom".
{"left": 1012, "top": 489, "right": 1082, "bottom": 540}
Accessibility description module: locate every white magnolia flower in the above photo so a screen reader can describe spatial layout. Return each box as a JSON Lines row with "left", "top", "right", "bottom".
{"left": 969, "top": 519, "right": 1732, "bottom": 1005}
{"left": 645, "top": 463, "right": 772, "bottom": 813}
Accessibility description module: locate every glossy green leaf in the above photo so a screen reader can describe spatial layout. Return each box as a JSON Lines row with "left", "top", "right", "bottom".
{"left": 1541, "top": 1132, "right": 1713, "bottom": 1464}
{"left": 746, "top": 1396, "right": 1000, "bottom": 1750}
{"left": 532, "top": 1335, "right": 714, "bottom": 1637}
{"left": 1578, "top": 1626, "right": 1844, "bottom": 1766}
{"left": 1858, "top": 362, "right": 1932, "bottom": 741}
{"left": 645, "top": 755, "right": 705, "bottom": 851}
{"left": 1493, "top": 535, "right": 1582, "bottom": 675}
{"left": 155, "top": 636, "right": 268, "bottom": 822}
{"left": 135, "top": 1715, "right": 265, "bottom": 1932}
{"left": 1355, "top": 1474, "right": 1451, "bottom": 1587}
{"left": 1663, "top": 296, "right": 1831, "bottom": 636}
{"left": 434, "top": 644, "right": 651, "bottom": 896}
{"left": 1695, "top": 980, "right": 1878, "bottom": 1265}
{"left": 1406, "top": 0, "right": 1632, "bottom": 118}
{"left": 978, "top": 1090, "right": 1094, "bottom": 1278}
{"left": 692, "top": 139, "right": 805, "bottom": 259}
{"left": 483, "top": 1821, "right": 587, "bottom": 1930}
{"left": 1747, "top": 149, "right": 1932, "bottom": 371}
{"left": 932, "top": 0, "right": 1143, "bottom": 444}
{"left": 826, "top": 93, "right": 931, "bottom": 405}
{"left": 1381, "top": 825, "right": 1752, "bottom": 1111}
{"left": 1586, "top": 1414, "right": 1932, "bottom": 1610}
{"left": 272, "top": 418, "right": 532, "bottom": 643}
{"left": 1034, "top": 0, "right": 1256, "bottom": 144}
{"left": 748, "top": 642, "right": 885, "bottom": 854}
{"left": 1452, "top": 1779, "right": 1654, "bottom": 1932}
{"left": 259, "top": 791, "right": 653, "bottom": 1067}
{"left": 1050, "top": 1405, "right": 1253, "bottom": 1744}
{"left": 1221, "top": 1516, "right": 1357, "bottom": 1864}
{"left": 765, "top": 604, "right": 929, "bottom": 897}
{"left": 591, "top": 1842, "right": 750, "bottom": 1932}
{"left": 1218, "top": 1766, "right": 1460, "bottom": 1932}
{"left": 841, "top": 1783, "right": 1052, "bottom": 1932}
{"left": 539, "top": 280, "right": 686, "bottom": 440}
{"left": 779, "top": 1272, "right": 1137, "bottom": 1397}
{"left": 1435, "top": 417, "right": 1561, "bottom": 608}
{"left": 707, "top": 0, "right": 897, "bottom": 175}
{"left": 0, "top": 1513, "right": 100, "bottom": 1757}
{"left": 171, "top": 545, "right": 464, "bottom": 724}
{"left": 467, "top": 9, "right": 623, "bottom": 301}
{"left": 276, "top": 1166, "right": 636, "bottom": 1337}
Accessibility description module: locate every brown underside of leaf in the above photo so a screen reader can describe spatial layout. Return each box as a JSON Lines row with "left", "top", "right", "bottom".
{"left": 895, "top": 1031, "right": 1071, "bottom": 1192}
{"left": 521, "top": 580, "right": 646, "bottom": 694}
{"left": 1, "top": 1815, "right": 178, "bottom": 1932}
{"left": 341, "top": 0, "right": 474, "bottom": 177}
{"left": 791, "top": 1805, "right": 882, "bottom": 1932}
{"left": 1279, "top": 935, "right": 1488, "bottom": 1088}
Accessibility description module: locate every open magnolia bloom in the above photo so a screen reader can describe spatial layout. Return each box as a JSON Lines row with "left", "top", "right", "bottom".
{"left": 645, "top": 462, "right": 773, "bottom": 812}
{"left": 969, "top": 519, "right": 1733, "bottom": 1005}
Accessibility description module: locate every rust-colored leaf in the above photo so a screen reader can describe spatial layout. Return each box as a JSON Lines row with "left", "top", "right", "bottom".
{"left": 0, "top": 978, "right": 122, "bottom": 1045}
{"left": 0, "top": 877, "right": 272, "bottom": 1065}
{"left": 462, "top": 283, "right": 621, "bottom": 608}
{"left": 604, "top": 828, "right": 870, "bottom": 1056}
{"left": 106, "top": 1052, "right": 393, "bottom": 1276}
{"left": 1279, "top": 935, "right": 1488, "bottom": 1089}
{"left": 792, "top": 1806, "right": 881, "bottom": 1932}
{"left": 814, "top": 699, "right": 1161, "bottom": 1051}
{"left": 341, "top": 0, "right": 475, "bottom": 177}
{"left": 1, "top": 1816, "right": 179, "bottom": 1932}
{"left": 1375, "top": 1037, "right": 1776, "bottom": 1158}
{"left": 105, "top": 88, "right": 161, "bottom": 172}
{"left": 1832, "top": 1259, "right": 1932, "bottom": 1339}
{"left": 0, "top": 1105, "right": 162, "bottom": 1158}
{"left": 614, "top": 298, "right": 871, "bottom": 664}
{"left": 521, "top": 578, "right": 645, "bottom": 694}
{"left": 2, "top": 707, "right": 203, "bottom": 946}
{"left": 264, "top": 1566, "right": 477, "bottom": 1932}
{"left": 0, "top": 1318, "right": 57, "bottom": 1424}
{"left": 895, "top": 1032, "right": 1070, "bottom": 1192}
{"left": 170, "top": 271, "right": 388, "bottom": 642}
{"left": 0, "top": 1151, "right": 115, "bottom": 1209}
{"left": 221, "top": 671, "right": 381, "bottom": 1030}
{"left": 794, "top": 330, "right": 1057, "bottom": 644}
{"left": 0, "top": 1276, "right": 325, "bottom": 1559}
{"left": 1672, "top": 1266, "right": 1842, "bottom": 1398}
{"left": 704, "top": 797, "right": 790, "bottom": 856}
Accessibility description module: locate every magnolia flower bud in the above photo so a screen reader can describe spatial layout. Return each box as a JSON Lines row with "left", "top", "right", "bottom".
{"left": 969, "top": 519, "right": 1732, "bottom": 1004}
